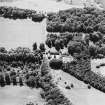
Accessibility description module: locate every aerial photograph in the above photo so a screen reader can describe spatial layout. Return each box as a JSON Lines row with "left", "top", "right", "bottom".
{"left": 0, "top": 0, "right": 105, "bottom": 105}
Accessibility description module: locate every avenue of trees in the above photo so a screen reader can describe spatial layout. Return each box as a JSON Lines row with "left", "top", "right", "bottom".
{"left": 40, "top": 58, "right": 73, "bottom": 105}
{"left": 0, "top": 72, "right": 24, "bottom": 87}
{"left": 0, "top": 46, "right": 43, "bottom": 63}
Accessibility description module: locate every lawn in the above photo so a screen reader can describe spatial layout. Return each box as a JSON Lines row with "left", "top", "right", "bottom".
{"left": 0, "top": 86, "right": 46, "bottom": 105}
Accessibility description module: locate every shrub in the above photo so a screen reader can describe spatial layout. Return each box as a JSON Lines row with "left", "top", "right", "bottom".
{"left": 39, "top": 43, "right": 46, "bottom": 52}
{"left": 65, "top": 85, "right": 71, "bottom": 89}
{"left": 26, "top": 76, "right": 37, "bottom": 88}
{"left": 87, "top": 85, "right": 91, "bottom": 89}
{"left": 0, "top": 74, "right": 5, "bottom": 87}
{"left": 70, "top": 83, "right": 74, "bottom": 88}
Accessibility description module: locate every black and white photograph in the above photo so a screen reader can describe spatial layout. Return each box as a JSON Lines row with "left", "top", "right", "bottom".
{"left": 0, "top": 0, "right": 105, "bottom": 105}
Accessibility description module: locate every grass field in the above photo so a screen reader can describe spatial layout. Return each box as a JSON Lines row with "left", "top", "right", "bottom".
{"left": 0, "top": 86, "right": 46, "bottom": 105}
{"left": 50, "top": 69, "right": 105, "bottom": 105}
{"left": 91, "top": 58, "right": 105, "bottom": 76}
{"left": 0, "top": 0, "right": 84, "bottom": 12}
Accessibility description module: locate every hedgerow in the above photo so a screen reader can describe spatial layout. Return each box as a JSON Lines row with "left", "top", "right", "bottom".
{"left": 0, "top": 6, "right": 45, "bottom": 22}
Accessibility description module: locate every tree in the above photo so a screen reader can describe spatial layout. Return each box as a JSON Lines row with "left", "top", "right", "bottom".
{"left": 80, "top": 24, "right": 87, "bottom": 33}
{"left": 10, "top": 71, "right": 16, "bottom": 77}
{"left": 0, "top": 74, "right": 5, "bottom": 87}
{"left": 63, "top": 38, "right": 68, "bottom": 47}
{"left": 0, "top": 47, "right": 7, "bottom": 53}
{"left": 90, "top": 32, "right": 102, "bottom": 43}
{"left": 32, "top": 42, "right": 37, "bottom": 51}
{"left": 5, "top": 73, "right": 11, "bottom": 85}
{"left": 89, "top": 45, "right": 97, "bottom": 58}
{"left": 55, "top": 40, "right": 61, "bottom": 51}
{"left": 12, "top": 76, "right": 17, "bottom": 85}
{"left": 19, "top": 77, "right": 23, "bottom": 86}
{"left": 60, "top": 39, "right": 64, "bottom": 49}
{"left": 65, "top": 32, "right": 73, "bottom": 41}
{"left": 93, "top": 24, "right": 99, "bottom": 31}
{"left": 97, "top": 46, "right": 105, "bottom": 56}
{"left": 39, "top": 43, "right": 45, "bottom": 52}
{"left": 84, "top": 34, "right": 90, "bottom": 45}
{"left": 86, "top": 26, "right": 94, "bottom": 33}
{"left": 98, "top": 25, "right": 105, "bottom": 34}
{"left": 45, "top": 38, "right": 52, "bottom": 48}
{"left": 68, "top": 41, "right": 82, "bottom": 56}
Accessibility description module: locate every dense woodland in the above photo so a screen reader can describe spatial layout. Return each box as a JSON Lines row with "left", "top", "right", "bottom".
{"left": 47, "top": 7, "right": 105, "bottom": 33}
